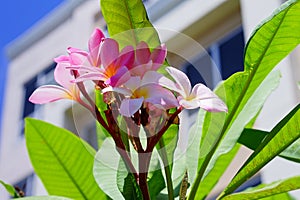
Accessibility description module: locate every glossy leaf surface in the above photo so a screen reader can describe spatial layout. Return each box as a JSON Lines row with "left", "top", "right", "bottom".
{"left": 25, "top": 118, "right": 107, "bottom": 200}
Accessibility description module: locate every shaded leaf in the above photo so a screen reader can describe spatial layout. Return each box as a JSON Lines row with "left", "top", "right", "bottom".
{"left": 123, "top": 173, "right": 143, "bottom": 200}
{"left": 148, "top": 169, "right": 166, "bottom": 199}
{"left": 25, "top": 118, "right": 107, "bottom": 199}
{"left": 238, "top": 128, "right": 300, "bottom": 163}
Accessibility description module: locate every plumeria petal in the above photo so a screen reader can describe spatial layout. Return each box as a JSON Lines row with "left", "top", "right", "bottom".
{"left": 141, "top": 70, "right": 164, "bottom": 86}
{"left": 73, "top": 72, "right": 107, "bottom": 83}
{"left": 130, "top": 61, "right": 153, "bottom": 77}
{"left": 123, "top": 76, "right": 142, "bottom": 92}
{"left": 178, "top": 97, "right": 201, "bottom": 109}
{"left": 198, "top": 98, "right": 228, "bottom": 112}
{"left": 165, "top": 67, "right": 191, "bottom": 98}
{"left": 69, "top": 50, "right": 89, "bottom": 66}
{"left": 158, "top": 74, "right": 182, "bottom": 94}
{"left": 100, "top": 38, "right": 119, "bottom": 67}
{"left": 54, "top": 55, "right": 69, "bottom": 63}
{"left": 102, "top": 86, "right": 132, "bottom": 96}
{"left": 140, "top": 84, "right": 178, "bottom": 109}
{"left": 150, "top": 43, "right": 167, "bottom": 70}
{"left": 192, "top": 83, "right": 227, "bottom": 112}
{"left": 29, "top": 85, "right": 74, "bottom": 104}
{"left": 88, "top": 28, "right": 105, "bottom": 67}
{"left": 54, "top": 62, "right": 74, "bottom": 90}
{"left": 135, "top": 41, "right": 151, "bottom": 65}
{"left": 105, "top": 66, "right": 131, "bottom": 87}
{"left": 116, "top": 45, "right": 135, "bottom": 68}
{"left": 191, "top": 83, "right": 218, "bottom": 99}
{"left": 120, "top": 98, "right": 144, "bottom": 117}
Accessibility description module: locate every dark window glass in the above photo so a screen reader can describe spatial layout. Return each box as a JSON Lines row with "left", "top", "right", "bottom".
{"left": 219, "top": 29, "right": 245, "bottom": 79}
{"left": 22, "top": 76, "right": 37, "bottom": 118}
{"left": 184, "top": 50, "right": 214, "bottom": 89}
{"left": 14, "top": 173, "right": 34, "bottom": 197}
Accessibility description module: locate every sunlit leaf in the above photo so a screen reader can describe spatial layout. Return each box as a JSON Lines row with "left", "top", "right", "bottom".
{"left": 222, "top": 176, "right": 300, "bottom": 200}
{"left": 189, "top": 0, "right": 300, "bottom": 197}
{"left": 13, "top": 196, "right": 72, "bottom": 200}
{"left": 93, "top": 138, "right": 125, "bottom": 200}
{"left": 25, "top": 118, "right": 108, "bottom": 199}
{"left": 100, "top": 0, "right": 160, "bottom": 48}
{"left": 238, "top": 128, "right": 300, "bottom": 163}
{"left": 221, "top": 104, "right": 300, "bottom": 196}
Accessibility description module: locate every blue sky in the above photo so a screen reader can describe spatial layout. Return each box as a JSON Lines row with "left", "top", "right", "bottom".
{"left": 0, "top": 0, "right": 65, "bottom": 51}
{"left": 0, "top": 0, "right": 65, "bottom": 137}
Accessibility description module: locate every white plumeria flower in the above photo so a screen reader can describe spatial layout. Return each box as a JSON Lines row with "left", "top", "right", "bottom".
{"left": 159, "top": 67, "right": 228, "bottom": 112}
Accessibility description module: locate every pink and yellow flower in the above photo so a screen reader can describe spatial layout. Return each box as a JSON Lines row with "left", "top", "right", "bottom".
{"left": 29, "top": 57, "right": 88, "bottom": 108}
{"left": 103, "top": 71, "right": 178, "bottom": 117}
{"left": 129, "top": 41, "right": 167, "bottom": 77}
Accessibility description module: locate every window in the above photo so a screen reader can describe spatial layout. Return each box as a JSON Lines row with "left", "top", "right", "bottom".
{"left": 13, "top": 173, "right": 34, "bottom": 197}
{"left": 184, "top": 27, "right": 245, "bottom": 89}
{"left": 20, "top": 63, "right": 56, "bottom": 134}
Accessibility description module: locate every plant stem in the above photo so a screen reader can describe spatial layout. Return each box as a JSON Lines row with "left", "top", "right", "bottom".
{"left": 158, "top": 139, "right": 174, "bottom": 200}
{"left": 138, "top": 152, "right": 152, "bottom": 200}
{"left": 147, "top": 107, "right": 182, "bottom": 152}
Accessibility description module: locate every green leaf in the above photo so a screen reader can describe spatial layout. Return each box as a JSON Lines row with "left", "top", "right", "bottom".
{"left": 93, "top": 138, "right": 125, "bottom": 200}
{"left": 244, "top": 0, "right": 300, "bottom": 75}
{"left": 123, "top": 173, "right": 143, "bottom": 200}
{"left": 221, "top": 104, "right": 300, "bottom": 197}
{"left": 95, "top": 89, "right": 110, "bottom": 148}
{"left": 148, "top": 169, "right": 166, "bottom": 199}
{"left": 0, "top": 180, "right": 19, "bottom": 198}
{"left": 238, "top": 128, "right": 300, "bottom": 163}
{"left": 238, "top": 128, "right": 269, "bottom": 150}
{"left": 189, "top": 69, "right": 281, "bottom": 199}
{"left": 25, "top": 118, "right": 107, "bottom": 200}
{"left": 189, "top": 0, "right": 300, "bottom": 194}
{"left": 100, "top": 0, "right": 160, "bottom": 48}
{"left": 221, "top": 176, "right": 300, "bottom": 200}
{"left": 195, "top": 145, "right": 240, "bottom": 200}
{"left": 13, "top": 196, "right": 72, "bottom": 200}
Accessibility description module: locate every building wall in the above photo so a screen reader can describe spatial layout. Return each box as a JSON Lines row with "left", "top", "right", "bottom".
{"left": 0, "top": 1, "right": 102, "bottom": 198}
{"left": 0, "top": 0, "right": 299, "bottom": 199}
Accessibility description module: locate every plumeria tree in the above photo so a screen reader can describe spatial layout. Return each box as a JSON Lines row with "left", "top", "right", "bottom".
{"left": 1, "top": 0, "right": 300, "bottom": 199}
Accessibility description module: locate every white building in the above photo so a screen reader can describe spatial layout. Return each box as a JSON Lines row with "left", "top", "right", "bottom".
{"left": 0, "top": 0, "right": 299, "bottom": 199}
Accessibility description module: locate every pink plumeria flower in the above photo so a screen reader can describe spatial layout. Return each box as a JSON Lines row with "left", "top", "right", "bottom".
{"left": 160, "top": 67, "right": 228, "bottom": 112}
{"left": 103, "top": 71, "right": 178, "bottom": 117}
{"left": 73, "top": 38, "right": 134, "bottom": 87}
{"left": 29, "top": 58, "right": 91, "bottom": 110}
{"left": 87, "top": 28, "right": 105, "bottom": 67}
{"left": 129, "top": 41, "right": 167, "bottom": 77}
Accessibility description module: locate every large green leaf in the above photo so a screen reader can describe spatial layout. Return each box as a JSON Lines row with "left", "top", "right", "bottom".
{"left": 221, "top": 104, "right": 300, "bottom": 197}
{"left": 195, "top": 145, "right": 240, "bottom": 200}
{"left": 25, "top": 118, "right": 107, "bottom": 200}
{"left": 189, "top": 70, "right": 281, "bottom": 198}
{"left": 189, "top": 0, "right": 300, "bottom": 197}
{"left": 221, "top": 176, "right": 300, "bottom": 200}
{"left": 100, "top": 0, "right": 160, "bottom": 48}
{"left": 93, "top": 138, "right": 124, "bottom": 200}
{"left": 184, "top": 109, "right": 240, "bottom": 200}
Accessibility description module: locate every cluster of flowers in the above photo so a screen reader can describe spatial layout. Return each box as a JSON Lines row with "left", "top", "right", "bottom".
{"left": 29, "top": 28, "right": 227, "bottom": 128}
